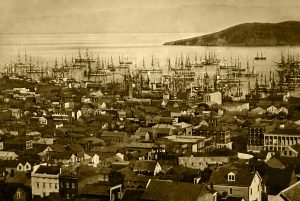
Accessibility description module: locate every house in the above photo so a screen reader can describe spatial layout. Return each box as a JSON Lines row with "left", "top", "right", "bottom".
{"left": 280, "top": 143, "right": 300, "bottom": 157}
{"left": 247, "top": 125, "right": 266, "bottom": 153}
{"left": 264, "top": 128, "right": 300, "bottom": 152}
{"left": 278, "top": 107, "right": 288, "bottom": 115}
{"left": 271, "top": 180, "right": 300, "bottom": 201}
{"left": 199, "top": 120, "right": 209, "bottom": 127}
{"left": 47, "top": 152, "right": 77, "bottom": 165}
{"left": 26, "top": 131, "right": 42, "bottom": 139}
{"left": 133, "top": 160, "right": 162, "bottom": 176}
{"left": 31, "top": 164, "right": 61, "bottom": 198}
{"left": 100, "top": 131, "right": 129, "bottom": 145}
{"left": 0, "top": 151, "right": 19, "bottom": 160}
{"left": 29, "top": 117, "right": 48, "bottom": 126}
{"left": 80, "top": 183, "right": 122, "bottom": 201}
{"left": 193, "top": 125, "right": 232, "bottom": 150}
{"left": 152, "top": 124, "right": 177, "bottom": 137}
{"left": 250, "top": 107, "right": 266, "bottom": 115}
{"left": 173, "top": 122, "right": 193, "bottom": 136}
{"left": 203, "top": 91, "right": 222, "bottom": 105}
{"left": 16, "top": 162, "right": 32, "bottom": 172}
{"left": 86, "top": 152, "right": 100, "bottom": 167}
{"left": 55, "top": 122, "right": 64, "bottom": 129}
{"left": 142, "top": 179, "right": 216, "bottom": 201}
{"left": 209, "top": 162, "right": 264, "bottom": 201}
{"left": 0, "top": 183, "right": 32, "bottom": 201}
{"left": 267, "top": 106, "right": 278, "bottom": 115}
{"left": 178, "top": 156, "right": 230, "bottom": 170}
{"left": 9, "top": 108, "right": 22, "bottom": 119}
{"left": 4, "top": 137, "right": 33, "bottom": 150}
{"left": 264, "top": 165, "right": 297, "bottom": 200}
{"left": 222, "top": 103, "right": 250, "bottom": 112}
{"left": 59, "top": 174, "right": 78, "bottom": 200}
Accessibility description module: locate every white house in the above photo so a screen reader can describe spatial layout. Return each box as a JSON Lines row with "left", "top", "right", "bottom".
{"left": 267, "top": 106, "right": 278, "bottom": 115}
{"left": 278, "top": 107, "right": 288, "bottom": 115}
{"left": 203, "top": 92, "right": 222, "bottom": 105}
{"left": 0, "top": 151, "right": 18, "bottom": 160}
{"left": 17, "top": 162, "right": 32, "bottom": 172}
{"left": 31, "top": 164, "right": 60, "bottom": 198}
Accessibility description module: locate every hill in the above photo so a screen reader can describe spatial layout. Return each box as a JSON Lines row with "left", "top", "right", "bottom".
{"left": 164, "top": 21, "right": 300, "bottom": 46}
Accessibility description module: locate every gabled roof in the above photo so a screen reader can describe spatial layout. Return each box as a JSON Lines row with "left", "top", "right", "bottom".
{"left": 267, "top": 128, "right": 300, "bottom": 136}
{"left": 266, "top": 158, "right": 285, "bottom": 169}
{"left": 34, "top": 165, "right": 60, "bottom": 175}
{"left": 209, "top": 162, "right": 257, "bottom": 187}
{"left": 264, "top": 167, "right": 294, "bottom": 195}
{"left": 121, "top": 189, "right": 145, "bottom": 201}
{"left": 290, "top": 143, "right": 300, "bottom": 153}
{"left": 142, "top": 179, "right": 212, "bottom": 201}
{"left": 49, "top": 144, "right": 66, "bottom": 152}
{"left": 133, "top": 160, "right": 158, "bottom": 172}
{"left": 277, "top": 180, "right": 300, "bottom": 201}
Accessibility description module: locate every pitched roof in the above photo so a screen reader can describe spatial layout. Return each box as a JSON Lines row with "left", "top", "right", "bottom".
{"left": 142, "top": 179, "right": 212, "bottom": 201}
{"left": 133, "top": 160, "right": 158, "bottom": 172}
{"left": 35, "top": 165, "right": 60, "bottom": 175}
{"left": 49, "top": 144, "right": 66, "bottom": 152}
{"left": 267, "top": 128, "right": 300, "bottom": 136}
{"left": 80, "top": 183, "right": 110, "bottom": 196}
{"left": 209, "top": 162, "right": 256, "bottom": 187}
{"left": 279, "top": 180, "right": 300, "bottom": 201}
{"left": 264, "top": 167, "right": 295, "bottom": 195}
{"left": 266, "top": 158, "right": 285, "bottom": 169}
{"left": 290, "top": 143, "right": 300, "bottom": 153}
{"left": 121, "top": 189, "right": 145, "bottom": 201}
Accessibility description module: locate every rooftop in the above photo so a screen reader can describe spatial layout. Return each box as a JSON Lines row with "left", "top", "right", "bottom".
{"left": 34, "top": 165, "right": 60, "bottom": 175}
{"left": 142, "top": 179, "right": 212, "bottom": 201}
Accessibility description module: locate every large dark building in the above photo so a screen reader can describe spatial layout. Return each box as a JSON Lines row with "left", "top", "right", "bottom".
{"left": 59, "top": 174, "right": 78, "bottom": 200}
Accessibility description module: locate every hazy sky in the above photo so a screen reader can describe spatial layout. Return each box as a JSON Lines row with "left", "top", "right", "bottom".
{"left": 1, "top": 0, "right": 300, "bottom": 34}
{"left": 1, "top": 0, "right": 300, "bottom": 17}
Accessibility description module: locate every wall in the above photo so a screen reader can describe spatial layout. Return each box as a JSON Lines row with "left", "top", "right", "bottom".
{"left": 213, "top": 185, "right": 249, "bottom": 201}
{"left": 249, "top": 173, "right": 262, "bottom": 201}
{"left": 31, "top": 174, "right": 59, "bottom": 197}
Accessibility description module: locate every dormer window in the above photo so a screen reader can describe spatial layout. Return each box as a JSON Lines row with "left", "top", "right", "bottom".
{"left": 228, "top": 172, "right": 235, "bottom": 181}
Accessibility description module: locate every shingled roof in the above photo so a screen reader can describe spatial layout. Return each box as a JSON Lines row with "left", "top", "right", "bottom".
{"left": 133, "top": 160, "right": 158, "bottom": 172}
{"left": 142, "top": 179, "right": 212, "bottom": 201}
{"left": 209, "top": 162, "right": 257, "bottom": 187}
{"left": 35, "top": 165, "right": 60, "bottom": 175}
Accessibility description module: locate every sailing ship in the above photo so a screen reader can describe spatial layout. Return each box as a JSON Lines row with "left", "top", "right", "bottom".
{"left": 255, "top": 52, "right": 266, "bottom": 60}
{"left": 244, "top": 60, "right": 257, "bottom": 77}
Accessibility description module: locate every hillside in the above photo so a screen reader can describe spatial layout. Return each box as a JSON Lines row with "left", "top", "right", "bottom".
{"left": 164, "top": 21, "right": 300, "bottom": 46}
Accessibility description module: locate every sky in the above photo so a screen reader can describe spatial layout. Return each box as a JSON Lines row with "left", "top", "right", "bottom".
{"left": 2, "top": 0, "right": 300, "bottom": 17}
{"left": 1, "top": 0, "right": 300, "bottom": 34}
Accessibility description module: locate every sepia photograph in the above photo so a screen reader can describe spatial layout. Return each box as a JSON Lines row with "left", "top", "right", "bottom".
{"left": 0, "top": 0, "right": 300, "bottom": 200}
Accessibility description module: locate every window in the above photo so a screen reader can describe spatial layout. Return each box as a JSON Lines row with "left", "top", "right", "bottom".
{"left": 66, "top": 182, "right": 69, "bottom": 188}
{"left": 67, "top": 193, "right": 70, "bottom": 199}
{"left": 250, "top": 188, "right": 252, "bottom": 195}
{"left": 16, "top": 191, "right": 21, "bottom": 199}
{"left": 229, "top": 188, "right": 232, "bottom": 195}
{"left": 228, "top": 173, "right": 235, "bottom": 181}
{"left": 49, "top": 183, "right": 52, "bottom": 188}
{"left": 37, "top": 182, "right": 40, "bottom": 188}
{"left": 55, "top": 183, "right": 57, "bottom": 189}
{"left": 43, "top": 182, "right": 45, "bottom": 188}
{"left": 72, "top": 182, "right": 75, "bottom": 189}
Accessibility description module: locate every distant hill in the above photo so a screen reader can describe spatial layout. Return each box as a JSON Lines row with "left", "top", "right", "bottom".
{"left": 164, "top": 21, "right": 300, "bottom": 46}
